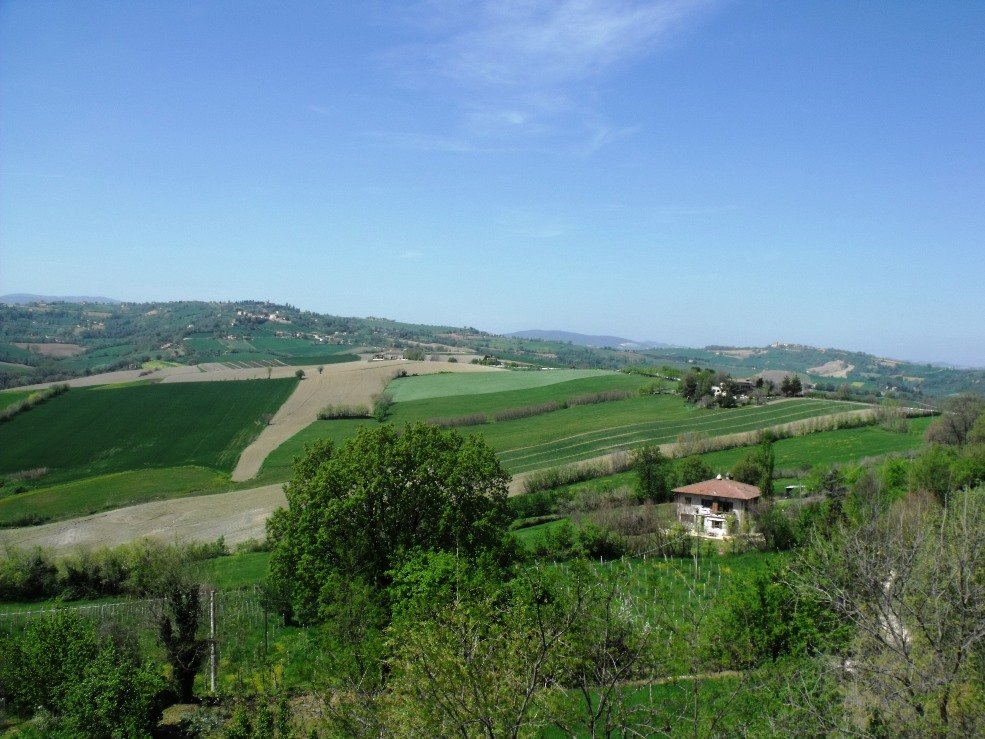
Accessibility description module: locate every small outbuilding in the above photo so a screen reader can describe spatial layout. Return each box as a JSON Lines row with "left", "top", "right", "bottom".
{"left": 673, "top": 477, "right": 761, "bottom": 537}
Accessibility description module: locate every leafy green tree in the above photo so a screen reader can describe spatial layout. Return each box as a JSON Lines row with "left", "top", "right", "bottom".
{"left": 706, "top": 564, "right": 851, "bottom": 669}
{"left": 780, "top": 375, "right": 803, "bottom": 396}
{"left": 908, "top": 444, "right": 957, "bottom": 505}
{"left": 0, "top": 612, "right": 165, "bottom": 735}
{"left": 755, "top": 502, "right": 797, "bottom": 551}
{"left": 156, "top": 572, "right": 207, "bottom": 703}
{"left": 969, "top": 412, "right": 985, "bottom": 445}
{"left": 633, "top": 443, "right": 671, "bottom": 502}
{"left": 731, "top": 436, "right": 775, "bottom": 496}
{"left": 267, "top": 423, "right": 513, "bottom": 624}
{"left": 672, "top": 455, "right": 713, "bottom": 487}
{"left": 294, "top": 368, "right": 305, "bottom": 380}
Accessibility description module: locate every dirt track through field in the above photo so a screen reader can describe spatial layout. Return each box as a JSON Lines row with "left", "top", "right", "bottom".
{"left": 230, "top": 360, "right": 500, "bottom": 481}
{"left": 0, "top": 484, "right": 289, "bottom": 553}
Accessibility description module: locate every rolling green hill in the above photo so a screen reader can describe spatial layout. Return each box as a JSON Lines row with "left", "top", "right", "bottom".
{"left": 0, "top": 379, "right": 297, "bottom": 485}
{"left": 258, "top": 372, "right": 867, "bottom": 480}
{"left": 4, "top": 299, "right": 982, "bottom": 398}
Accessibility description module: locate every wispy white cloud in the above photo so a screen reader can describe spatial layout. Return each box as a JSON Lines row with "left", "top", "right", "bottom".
{"left": 385, "top": 1, "right": 715, "bottom": 151}
{"left": 430, "top": 0, "right": 708, "bottom": 88}
{"left": 400, "top": 249, "right": 424, "bottom": 260}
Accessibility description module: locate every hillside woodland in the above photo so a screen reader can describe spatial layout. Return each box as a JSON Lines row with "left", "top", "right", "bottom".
{"left": 2, "top": 299, "right": 983, "bottom": 398}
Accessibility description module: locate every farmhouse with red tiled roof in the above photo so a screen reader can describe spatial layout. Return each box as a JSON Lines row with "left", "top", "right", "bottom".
{"left": 673, "top": 476, "right": 761, "bottom": 538}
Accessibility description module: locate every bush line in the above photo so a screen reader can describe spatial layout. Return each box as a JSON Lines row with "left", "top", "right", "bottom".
{"left": 318, "top": 403, "right": 371, "bottom": 420}
{"left": 428, "top": 413, "right": 488, "bottom": 428}
{"left": 0, "top": 384, "right": 69, "bottom": 424}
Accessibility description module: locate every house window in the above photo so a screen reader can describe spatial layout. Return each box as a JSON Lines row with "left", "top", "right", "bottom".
{"left": 701, "top": 499, "right": 714, "bottom": 508}
{"left": 684, "top": 497, "right": 692, "bottom": 505}
{"left": 720, "top": 501, "right": 733, "bottom": 513}
{"left": 711, "top": 520, "right": 723, "bottom": 529}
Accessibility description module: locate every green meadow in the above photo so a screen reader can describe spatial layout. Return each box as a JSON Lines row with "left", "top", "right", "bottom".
{"left": 0, "top": 389, "right": 35, "bottom": 410}
{"left": 387, "top": 368, "right": 617, "bottom": 402}
{"left": 516, "top": 417, "right": 934, "bottom": 502}
{"left": 259, "top": 372, "right": 866, "bottom": 479}
{"left": 696, "top": 414, "right": 933, "bottom": 473}
{"left": 0, "top": 467, "right": 231, "bottom": 525}
{"left": 0, "top": 379, "right": 297, "bottom": 485}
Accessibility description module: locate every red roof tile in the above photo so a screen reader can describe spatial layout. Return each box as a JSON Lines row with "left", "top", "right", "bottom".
{"left": 672, "top": 478, "right": 761, "bottom": 501}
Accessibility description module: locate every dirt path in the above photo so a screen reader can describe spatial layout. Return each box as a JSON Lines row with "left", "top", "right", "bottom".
{"left": 230, "top": 360, "right": 499, "bottom": 481}
{"left": 0, "top": 484, "right": 288, "bottom": 554}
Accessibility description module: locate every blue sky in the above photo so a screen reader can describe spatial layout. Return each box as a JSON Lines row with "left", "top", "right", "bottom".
{"left": 2, "top": 1, "right": 983, "bottom": 366}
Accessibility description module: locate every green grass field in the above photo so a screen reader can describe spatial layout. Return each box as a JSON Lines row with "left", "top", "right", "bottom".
{"left": 0, "top": 389, "right": 35, "bottom": 410}
{"left": 696, "top": 415, "right": 933, "bottom": 474}
{"left": 0, "top": 379, "right": 298, "bottom": 486}
{"left": 197, "top": 551, "right": 272, "bottom": 589}
{"left": 0, "top": 467, "right": 232, "bottom": 525}
{"left": 248, "top": 336, "right": 354, "bottom": 357}
{"left": 388, "top": 368, "right": 617, "bottom": 402}
{"left": 514, "top": 417, "right": 934, "bottom": 502}
{"left": 259, "top": 369, "right": 866, "bottom": 481}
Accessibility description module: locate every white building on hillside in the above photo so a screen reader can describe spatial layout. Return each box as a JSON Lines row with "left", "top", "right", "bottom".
{"left": 673, "top": 477, "right": 761, "bottom": 537}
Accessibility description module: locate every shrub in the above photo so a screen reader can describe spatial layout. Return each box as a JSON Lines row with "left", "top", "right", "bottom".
{"left": 318, "top": 403, "right": 371, "bottom": 419}
{"left": 529, "top": 520, "right": 626, "bottom": 561}
{"left": 0, "top": 612, "right": 165, "bottom": 734}
{"left": 521, "top": 453, "right": 633, "bottom": 495}
{"left": 567, "top": 390, "right": 632, "bottom": 406}
{"left": 493, "top": 401, "right": 565, "bottom": 422}
{"left": 372, "top": 392, "right": 395, "bottom": 422}
{"left": 507, "top": 488, "right": 573, "bottom": 519}
{"left": 0, "top": 548, "right": 58, "bottom": 600}
{"left": 427, "top": 413, "right": 487, "bottom": 428}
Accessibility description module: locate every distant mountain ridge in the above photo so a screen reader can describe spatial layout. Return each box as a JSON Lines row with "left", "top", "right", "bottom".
{"left": 0, "top": 294, "right": 122, "bottom": 305}
{"left": 508, "top": 330, "right": 674, "bottom": 350}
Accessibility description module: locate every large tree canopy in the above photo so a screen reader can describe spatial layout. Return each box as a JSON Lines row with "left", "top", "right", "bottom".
{"left": 267, "top": 422, "right": 513, "bottom": 623}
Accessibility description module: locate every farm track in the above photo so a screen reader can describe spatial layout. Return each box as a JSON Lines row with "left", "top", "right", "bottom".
{"left": 229, "top": 360, "right": 500, "bottom": 481}
{"left": 0, "top": 484, "right": 288, "bottom": 553}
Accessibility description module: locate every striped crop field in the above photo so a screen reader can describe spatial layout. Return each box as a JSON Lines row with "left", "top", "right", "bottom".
{"left": 387, "top": 368, "right": 617, "bottom": 402}
{"left": 262, "top": 369, "right": 866, "bottom": 478}
{"left": 488, "top": 397, "right": 866, "bottom": 473}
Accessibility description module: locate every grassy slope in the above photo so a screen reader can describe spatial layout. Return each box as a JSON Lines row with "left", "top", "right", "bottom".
{"left": 0, "top": 379, "right": 298, "bottom": 484}
{"left": 696, "top": 415, "right": 933, "bottom": 473}
{"left": 260, "top": 371, "right": 865, "bottom": 480}
{"left": 516, "top": 417, "right": 933, "bottom": 500}
{"left": 483, "top": 397, "right": 862, "bottom": 472}
{"left": 388, "top": 368, "right": 617, "bottom": 402}
{"left": 0, "top": 467, "right": 231, "bottom": 525}
{"left": 0, "top": 389, "right": 34, "bottom": 410}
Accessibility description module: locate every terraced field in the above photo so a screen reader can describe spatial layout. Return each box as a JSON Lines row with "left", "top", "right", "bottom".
{"left": 260, "top": 372, "right": 866, "bottom": 477}
{"left": 490, "top": 398, "right": 865, "bottom": 472}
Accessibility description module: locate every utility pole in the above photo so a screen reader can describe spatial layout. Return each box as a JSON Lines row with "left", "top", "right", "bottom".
{"left": 209, "top": 589, "right": 218, "bottom": 694}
